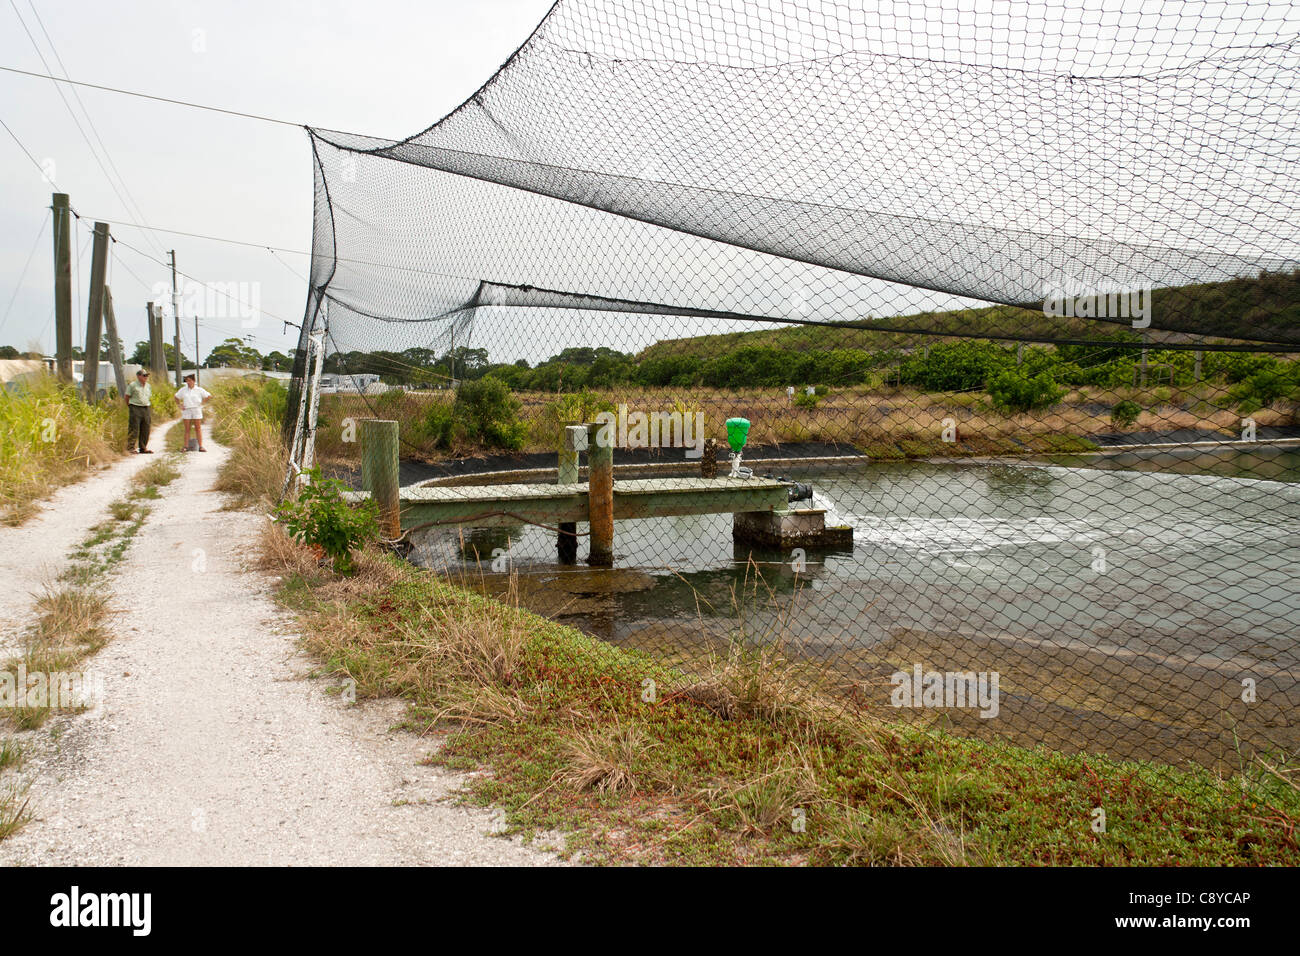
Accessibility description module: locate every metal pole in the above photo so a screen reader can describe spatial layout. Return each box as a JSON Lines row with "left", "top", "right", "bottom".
{"left": 52, "top": 193, "right": 73, "bottom": 383}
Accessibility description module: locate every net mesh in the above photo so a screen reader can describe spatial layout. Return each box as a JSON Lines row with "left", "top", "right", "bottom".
{"left": 288, "top": 0, "right": 1300, "bottom": 780}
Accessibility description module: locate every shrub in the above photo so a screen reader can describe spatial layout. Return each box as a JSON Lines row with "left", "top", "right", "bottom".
{"left": 533, "top": 391, "right": 615, "bottom": 450}
{"left": 273, "top": 466, "right": 378, "bottom": 574}
{"left": 1110, "top": 400, "right": 1142, "bottom": 428}
{"left": 453, "top": 378, "right": 528, "bottom": 449}
{"left": 899, "top": 341, "right": 1015, "bottom": 392}
{"left": 987, "top": 369, "right": 1066, "bottom": 414}
{"left": 1229, "top": 367, "right": 1297, "bottom": 415}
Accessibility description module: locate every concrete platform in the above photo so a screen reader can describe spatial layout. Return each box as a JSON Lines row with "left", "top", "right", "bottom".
{"left": 344, "top": 475, "right": 790, "bottom": 532}
{"left": 733, "top": 507, "right": 854, "bottom": 549}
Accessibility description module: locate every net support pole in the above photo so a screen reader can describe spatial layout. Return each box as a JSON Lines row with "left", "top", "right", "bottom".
{"left": 282, "top": 317, "right": 325, "bottom": 498}
{"left": 300, "top": 325, "right": 326, "bottom": 474}
{"left": 586, "top": 421, "right": 614, "bottom": 566}
{"left": 360, "top": 418, "right": 401, "bottom": 540}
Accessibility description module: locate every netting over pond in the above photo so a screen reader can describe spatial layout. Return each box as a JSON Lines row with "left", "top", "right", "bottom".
{"left": 287, "top": 1, "right": 1300, "bottom": 780}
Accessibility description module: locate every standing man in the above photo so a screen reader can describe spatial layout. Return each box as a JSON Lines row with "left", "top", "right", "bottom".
{"left": 175, "top": 373, "right": 212, "bottom": 452}
{"left": 125, "top": 368, "right": 154, "bottom": 454}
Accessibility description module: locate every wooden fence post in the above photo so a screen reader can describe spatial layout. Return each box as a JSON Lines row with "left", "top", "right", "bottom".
{"left": 360, "top": 418, "right": 401, "bottom": 540}
{"left": 556, "top": 425, "right": 585, "bottom": 563}
{"left": 587, "top": 421, "right": 614, "bottom": 566}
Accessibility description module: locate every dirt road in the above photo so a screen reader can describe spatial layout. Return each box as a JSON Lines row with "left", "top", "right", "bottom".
{"left": 0, "top": 436, "right": 558, "bottom": 866}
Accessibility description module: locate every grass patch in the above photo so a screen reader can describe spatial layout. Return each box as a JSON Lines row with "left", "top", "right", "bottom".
{"left": 3, "top": 458, "right": 174, "bottom": 731}
{"left": 0, "top": 779, "right": 31, "bottom": 841}
{"left": 0, "top": 737, "right": 21, "bottom": 771}
{"left": 261, "top": 524, "right": 1300, "bottom": 866}
{"left": 132, "top": 457, "right": 180, "bottom": 491}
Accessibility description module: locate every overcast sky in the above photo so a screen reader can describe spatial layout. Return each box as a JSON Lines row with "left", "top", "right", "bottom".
{"left": 0, "top": 0, "right": 555, "bottom": 360}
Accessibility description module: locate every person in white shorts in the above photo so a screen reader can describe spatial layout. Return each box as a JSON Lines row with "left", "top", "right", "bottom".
{"left": 174, "top": 373, "right": 212, "bottom": 452}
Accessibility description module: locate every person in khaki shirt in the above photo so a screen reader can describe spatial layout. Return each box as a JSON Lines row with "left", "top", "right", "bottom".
{"left": 124, "top": 369, "right": 154, "bottom": 454}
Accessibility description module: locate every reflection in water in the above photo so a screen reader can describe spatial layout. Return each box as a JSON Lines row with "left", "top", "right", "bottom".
{"left": 409, "top": 446, "right": 1300, "bottom": 768}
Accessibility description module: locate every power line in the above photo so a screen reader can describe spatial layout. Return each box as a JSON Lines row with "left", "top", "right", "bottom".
{"left": 80, "top": 215, "right": 484, "bottom": 284}
{"left": 22, "top": 0, "right": 170, "bottom": 261}
{"left": 0, "top": 114, "right": 64, "bottom": 191}
{"left": 7, "top": 1, "right": 168, "bottom": 260}
{"left": 0, "top": 63, "right": 306, "bottom": 128}
{"left": 106, "top": 227, "right": 300, "bottom": 330}
{"left": 0, "top": 207, "right": 49, "bottom": 334}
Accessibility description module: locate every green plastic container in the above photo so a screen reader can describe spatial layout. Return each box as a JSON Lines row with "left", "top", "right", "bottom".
{"left": 724, "top": 417, "right": 751, "bottom": 455}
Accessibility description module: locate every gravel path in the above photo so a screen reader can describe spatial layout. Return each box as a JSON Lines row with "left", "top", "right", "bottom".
{"left": 0, "top": 420, "right": 177, "bottom": 660}
{"left": 0, "top": 436, "right": 560, "bottom": 866}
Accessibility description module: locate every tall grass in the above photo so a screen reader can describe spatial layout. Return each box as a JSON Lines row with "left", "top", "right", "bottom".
{"left": 0, "top": 374, "right": 119, "bottom": 524}
{"left": 206, "top": 377, "right": 290, "bottom": 506}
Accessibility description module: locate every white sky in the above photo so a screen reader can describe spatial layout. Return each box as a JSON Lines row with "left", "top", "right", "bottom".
{"left": 0, "top": 0, "right": 555, "bottom": 360}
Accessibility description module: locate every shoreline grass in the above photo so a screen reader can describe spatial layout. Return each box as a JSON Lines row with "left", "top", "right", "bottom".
{"left": 258, "top": 523, "right": 1300, "bottom": 865}
{"left": 313, "top": 381, "right": 1294, "bottom": 465}
{"left": 225, "top": 374, "right": 1299, "bottom": 864}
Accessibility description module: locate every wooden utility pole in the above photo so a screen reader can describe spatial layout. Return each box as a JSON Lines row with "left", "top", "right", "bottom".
{"left": 82, "top": 221, "right": 110, "bottom": 400}
{"left": 147, "top": 302, "right": 166, "bottom": 378}
{"left": 51, "top": 193, "right": 73, "bottom": 382}
{"left": 194, "top": 314, "right": 200, "bottom": 384}
{"left": 169, "top": 250, "right": 182, "bottom": 386}
{"left": 102, "top": 286, "right": 127, "bottom": 395}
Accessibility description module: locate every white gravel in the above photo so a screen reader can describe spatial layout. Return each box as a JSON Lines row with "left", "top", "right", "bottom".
{"left": 0, "top": 421, "right": 177, "bottom": 660}
{"left": 0, "top": 435, "right": 562, "bottom": 866}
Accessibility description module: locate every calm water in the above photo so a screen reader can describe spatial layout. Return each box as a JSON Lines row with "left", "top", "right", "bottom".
{"left": 410, "top": 445, "right": 1300, "bottom": 763}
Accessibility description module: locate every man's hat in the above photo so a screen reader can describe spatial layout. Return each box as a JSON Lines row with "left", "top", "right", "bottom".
{"left": 137, "top": 369, "right": 149, "bottom": 376}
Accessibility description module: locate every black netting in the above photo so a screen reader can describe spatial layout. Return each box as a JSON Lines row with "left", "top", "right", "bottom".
{"left": 287, "top": 0, "right": 1300, "bottom": 781}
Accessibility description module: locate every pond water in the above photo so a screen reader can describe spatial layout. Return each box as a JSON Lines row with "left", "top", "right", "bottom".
{"left": 409, "top": 445, "right": 1300, "bottom": 766}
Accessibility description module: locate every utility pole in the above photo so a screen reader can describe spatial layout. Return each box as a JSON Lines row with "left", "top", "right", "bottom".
{"left": 82, "top": 221, "right": 110, "bottom": 400}
{"left": 169, "top": 250, "right": 182, "bottom": 387}
{"left": 51, "top": 193, "right": 73, "bottom": 382}
{"left": 102, "top": 286, "right": 127, "bottom": 395}
{"left": 147, "top": 302, "right": 166, "bottom": 378}
{"left": 194, "top": 314, "right": 200, "bottom": 385}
